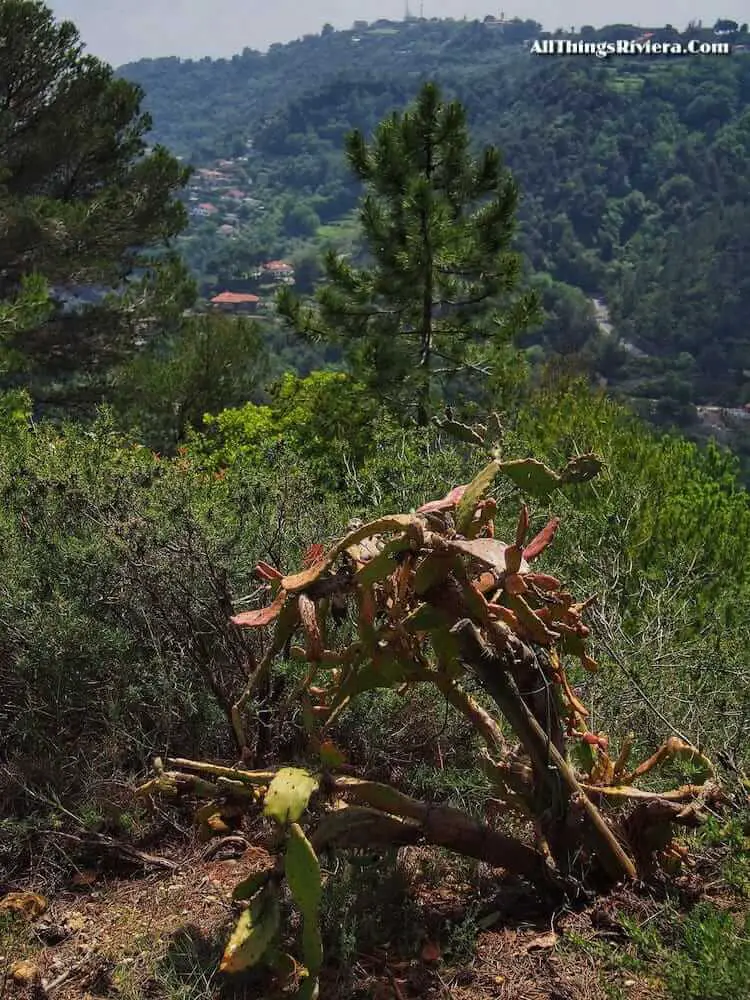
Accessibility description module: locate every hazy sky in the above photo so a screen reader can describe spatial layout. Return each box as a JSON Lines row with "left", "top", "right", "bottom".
{"left": 48, "top": 1, "right": 747, "bottom": 66}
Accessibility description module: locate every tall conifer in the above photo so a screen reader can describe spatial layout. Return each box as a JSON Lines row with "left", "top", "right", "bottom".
{"left": 279, "top": 82, "right": 537, "bottom": 423}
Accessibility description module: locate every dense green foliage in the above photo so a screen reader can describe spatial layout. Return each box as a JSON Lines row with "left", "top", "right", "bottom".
{"left": 120, "top": 20, "right": 750, "bottom": 423}
{"left": 113, "top": 312, "right": 270, "bottom": 449}
{"left": 3, "top": 10, "right": 748, "bottom": 802}
{"left": 188, "top": 371, "right": 385, "bottom": 485}
{"left": 4, "top": 378, "right": 749, "bottom": 813}
{"left": 0, "top": 0, "right": 194, "bottom": 410}
{"left": 1, "top": 12, "right": 749, "bottom": 996}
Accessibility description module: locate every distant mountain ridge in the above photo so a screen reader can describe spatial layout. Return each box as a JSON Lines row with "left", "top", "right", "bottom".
{"left": 119, "top": 17, "right": 750, "bottom": 427}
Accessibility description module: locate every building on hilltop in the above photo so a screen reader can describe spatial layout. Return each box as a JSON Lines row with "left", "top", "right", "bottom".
{"left": 191, "top": 202, "right": 218, "bottom": 217}
{"left": 196, "top": 169, "right": 230, "bottom": 185}
{"left": 483, "top": 13, "right": 510, "bottom": 28}
{"left": 263, "top": 260, "right": 295, "bottom": 283}
{"left": 210, "top": 291, "right": 260, "bottom": 314}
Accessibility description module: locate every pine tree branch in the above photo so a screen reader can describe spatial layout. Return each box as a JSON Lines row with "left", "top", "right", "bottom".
{"left": 436, "top": 293, "right": 495, "bottom": 309}
{"left": 431, "top": 349, "right": 493, "bottom": 376}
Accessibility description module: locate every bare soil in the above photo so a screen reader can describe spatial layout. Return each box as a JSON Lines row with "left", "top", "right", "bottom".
{"left": 1, "top": 834, "right": 682, "bottom": 1000}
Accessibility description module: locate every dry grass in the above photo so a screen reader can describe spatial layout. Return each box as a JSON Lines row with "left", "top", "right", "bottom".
{"left": 1, "top": 844, "right": 272, "bottom": 1000}
{"left": 1, "top": 834, "right": 747, "bottom": 1000}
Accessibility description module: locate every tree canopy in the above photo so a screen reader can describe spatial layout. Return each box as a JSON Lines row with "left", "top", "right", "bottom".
{"left": 0, "top": 0, "right": 191, "bottom": 406}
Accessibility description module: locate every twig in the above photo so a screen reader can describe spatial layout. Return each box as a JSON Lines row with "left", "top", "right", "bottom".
{"left": 43, "top": 951, "right": 94, "bottom": 993}
{"left": 591, "top": 620, "right": 692, "bottom": 745}
{"left": 42, "top": 831, "right": 178, "bottom": 871}
{"left": 0, "top": 769, "right": 88, "bottom": 828}
{"left": 201, "top": 835, "right": 249, "bottom": 861}
{"left": 386, "top": 966, "right": 407, "bottom": 1000}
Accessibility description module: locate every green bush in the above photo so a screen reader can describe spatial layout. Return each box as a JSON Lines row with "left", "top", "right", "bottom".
{"left": 629, "top": 904, "right": 750, "bottom": 1000}
{"left": 511, "top": 377, "right": 750, "bottom": 604}
{"left": 665, "top": 905, "right": 750, "bottom": 1000}
{"left": 0, "top": 409, "right": 353, "bottom": 813}
{"left": 3, "top": 374, "right": 750, "bottom": 820}
{"left": 188, "top": 370, "right": 389, "bottom": 486}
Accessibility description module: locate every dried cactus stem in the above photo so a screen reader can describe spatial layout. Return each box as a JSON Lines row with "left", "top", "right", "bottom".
{"left": 164, "top": 757, "right": 277, "bottom": 786}
{"left": 231, "top": 648, "right": 276, "bottom": 749}
{"left": 331, "top": 777, "right": 566, "bottom": 891}
{"left": 425, "top": 669, "right": 506, "bottom": 754}
{"left": 311, "top": 806, "right": 423, "bottom": 852}
{"left": 580, "top": 782, "right": 719, "bottom": 803}
{"left": 232, "top": 600, "right": 302, "bottom": 749}
{"left": 450, "top": 620, "right": 637, "bottom": 884}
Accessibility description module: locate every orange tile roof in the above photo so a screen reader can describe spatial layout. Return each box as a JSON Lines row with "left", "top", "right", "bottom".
{"left": 211, "top": 292, "right": 260, "bottom": 304}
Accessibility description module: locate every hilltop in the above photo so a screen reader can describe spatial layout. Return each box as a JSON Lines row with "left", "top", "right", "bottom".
{"left": 118, "top": 17, "right": 750, "bottom": 455}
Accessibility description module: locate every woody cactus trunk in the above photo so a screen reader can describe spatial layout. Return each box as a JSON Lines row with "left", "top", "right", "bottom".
{"left": 138, "top": 416, "right": 722, "bottom": 988}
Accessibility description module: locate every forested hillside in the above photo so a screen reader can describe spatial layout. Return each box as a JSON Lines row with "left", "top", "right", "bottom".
{"left": 120, "top": 18, "right": 750, "bottom": 427}
{"left": 2, "top": 7, "right": 750, "bottom": 1000}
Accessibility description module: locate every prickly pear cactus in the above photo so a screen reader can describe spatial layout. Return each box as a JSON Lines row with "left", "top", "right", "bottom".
{"left": 137, "top": 428, "right": 723, "bottom": 991}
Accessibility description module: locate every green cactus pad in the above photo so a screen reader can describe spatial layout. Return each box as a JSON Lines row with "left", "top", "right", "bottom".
{"left": 264, "top": 768, "right": 320, "bottom": 825}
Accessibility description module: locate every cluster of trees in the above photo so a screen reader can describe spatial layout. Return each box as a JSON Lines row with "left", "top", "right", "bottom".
{"left": 486, "top": 57, "right": 750, "bottom": 412}
{"left": 0, "top": 0, "right": 273, "bottom": 431}
{"left": 120, "top": 18, "right": 750, "bottom": 444}
{"left": 4, "top": 4, "right": 749, "bottom": 456}
{"left": 276, "top": 82, "right": 539, "bottom": 426}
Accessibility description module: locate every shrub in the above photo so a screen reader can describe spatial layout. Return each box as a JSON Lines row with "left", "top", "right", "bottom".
{"left": 188, "top": 371, "right": 389, "bottom": 487}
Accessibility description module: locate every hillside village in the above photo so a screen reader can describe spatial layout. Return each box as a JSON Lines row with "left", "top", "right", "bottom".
{"left": 167, "top": 14, "right": 540, "bottom": 317}
{"left": 164, "top": 11, "right": 749, "bottom": 322}
{"left": 179, "top": 141, "right": 296, "bottom": 314}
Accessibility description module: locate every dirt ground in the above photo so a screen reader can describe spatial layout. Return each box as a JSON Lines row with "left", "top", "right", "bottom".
{"left": 0, "top": 834, "right": 674, "bottom": 1000}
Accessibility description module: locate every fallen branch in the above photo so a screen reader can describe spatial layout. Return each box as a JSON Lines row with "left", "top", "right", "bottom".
{"left": 331, "top": 776, "right": 568, "bottom": 891}
{"left": 43, "top": 831, "right": 178, "bottom": 872}
{"left": 202, "top": 835, "right": 250, "bottom": 861}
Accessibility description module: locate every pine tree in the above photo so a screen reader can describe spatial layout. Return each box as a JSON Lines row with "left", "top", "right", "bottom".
{"left": 0, "top": 0, "right": 191, "bottom": 408}
{"left": 278, "top": 81, "right": 538, "bottom": 424}
{"left": 112, "top": 312, "right": 270, "bottom": 451}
